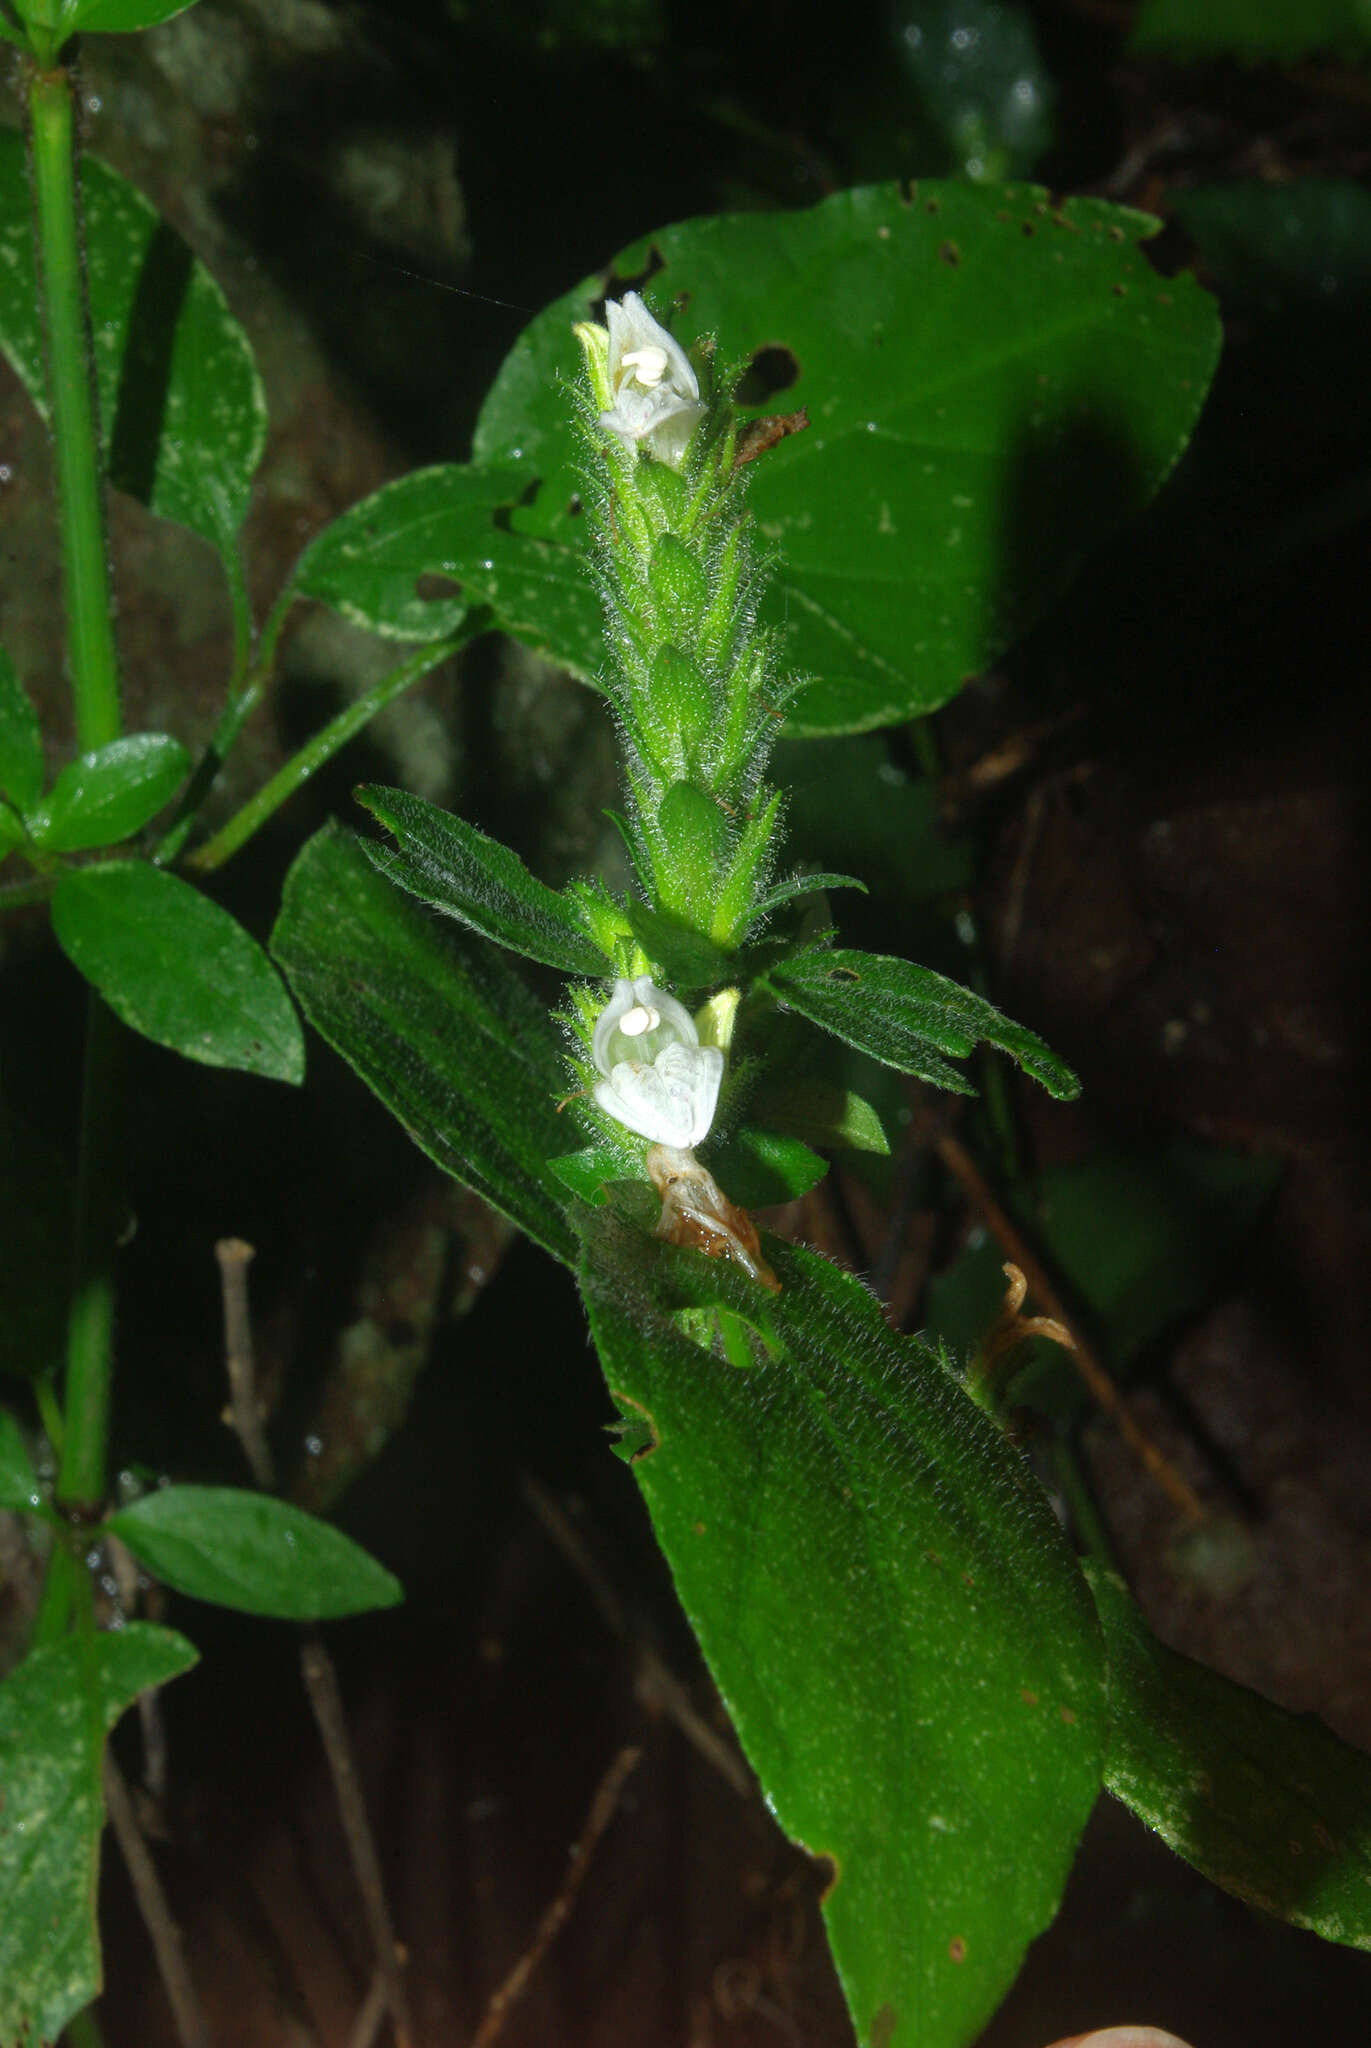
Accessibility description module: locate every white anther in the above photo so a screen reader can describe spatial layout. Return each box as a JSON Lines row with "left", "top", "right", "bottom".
{"left": 618, "top": 1003, "right": 660, "bottom": 1037}
{"left": 622, "top": 344, "right": 669, "bottom": 388}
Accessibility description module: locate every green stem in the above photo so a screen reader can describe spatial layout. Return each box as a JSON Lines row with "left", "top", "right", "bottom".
{"left": 32, "top": 1531, "right": 76, "bottom": 1647}
{"left": 27, "top": 60, "right": 120, "bottom": 750}
{"left": 1051, "top": 1437, "right": 1118, "bottom": 1569}
{"left": 187, "top": 632, "right": 472, "bottom": 873}
{"left": 34, "top": 1373, "right": 66, "bottom": 1456}
{"left": 56, "top": 994, "right": 124, "bottom": 1513}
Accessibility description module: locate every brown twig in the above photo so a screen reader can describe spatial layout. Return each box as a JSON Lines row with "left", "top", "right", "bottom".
{"left": 520, "top": 1474, "right": 752, "bottom": 1798}
{"left": 215, "top": 1238, "right": 413, "bottom": 2048}
{"left": 469, "top": 1743, "right": 643, "bottom": 2048}
{"left": 103, "top": 1753, "right": 212, "bottom": 2048}
{"left": 215, "top": 1238, "right": 275, "bottom": 1489}
{"left": 936, "top": 1134, "right": 1206, "bottom": 1526}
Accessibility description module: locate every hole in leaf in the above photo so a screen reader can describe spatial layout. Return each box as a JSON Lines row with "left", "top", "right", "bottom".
{"left": 594, "top": 244, "right": 666, "bottom": 320}
{"left": 414, "top": 572, "right": 462, "bottom": 601}
{"left": 939, "top": 240, "right": 961, "bottom": 267}
{"left": 566, "top": 493, "right": 583, "bottom": 517}
{"left": 734, "top": 344, "right": 800, "bottom": 407}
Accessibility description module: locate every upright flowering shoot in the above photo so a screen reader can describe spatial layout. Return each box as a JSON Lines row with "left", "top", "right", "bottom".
{"left": 573, "top": 293, "right": 797, "bottom": 953}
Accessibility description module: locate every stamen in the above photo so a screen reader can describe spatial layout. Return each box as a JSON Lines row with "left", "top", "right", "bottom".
{"left": 622, "top": 344, "right": 668, "bottom": 389}
{"left": 618, "top": 1003, "right": 660, "bottom": 1038}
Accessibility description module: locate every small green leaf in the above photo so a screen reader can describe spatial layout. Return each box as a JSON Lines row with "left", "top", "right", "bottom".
{"left": 548, "top": 1134, "right": 644, "bottom": 1206}
{"left": 925, "top": 1140, "right": 1283, "bottom": 1406}
{"left": 705, "top": 1124, "right": 828, "bottom": 1206}
{"left": 745, "top": 869, "right": 866, "bottom": 929}
{"left": 755, "top": 1077, "right": 891, "bottom": 1156}
{"left": 763, "top": 945, "right": 1080, "bottom": 1099}
{"left": 0, "top": 647, "right": 43, "bottom": 813}
{"left": 52, "top": 862, "right": 305, "bottom": 1082}
{"left": 272, "top": 821, "right": 575, "bottom": 1263}
{"left": 0, "top": 1624, "right": 197, "bottom": 2048}
{"left": 0, "top": 1407, "right": 40, "bottom": 1511}
{"left": 357, "top": 783, "right": 608, "bottom": 976}
{"left": 27, "top": 732, "right": 190, "bottom": 852}
{"left": 624, "top": 897, "right": 735, "bottom": 988}
{"left": 1088, "top": 1562, "right": 1371, "bottom": 1948}
{"left": 0, "top": 1107, "right": 72, "bottom": 1381}
{"left": 107, "top": 1485, "right": 403, "bottom": 1620}
{"left": 0, "top": 135, "right": 265, "bottom": 560}
{"left": 581, "top": 1196, "right": 1105, "bottom": 2048}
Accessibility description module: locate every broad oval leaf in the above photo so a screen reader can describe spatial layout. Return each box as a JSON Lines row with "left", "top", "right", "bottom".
{"left": 0, "top": 646, "right": 44, "bottom": 813}
{"left": 764, "top": 944, "right": 1080, "bottom": 1099}
{"left": 581, "top": 1193, "right": 1105, "bottom": 2048}
{"left": 474, "top": 181, "right": 1220, "bottom": 734}
{"left": 288, "top": 463, "right": 601, "bottom": 662}
{"left": 1087, "top": 1563, "right": 1371, "bottom": 1950}
{"left": 0, "top": 133, "right": 265, "bottom": 558}
{"left": 52, "top": 861, "right": 305, "bottom": 1082}
{"left": 356, "top": 783, "right": 609, "bottom": 976}
{"left": 107, "top": 1483, "right": 402, "bottom": 1619}
{"left": 0, "top": 1624, "right": 197, "bottom": 2048}
{"left": 28, "top": 731, "right": 190, "bottom": 851}
{"left": 272, "top": 821, "right": 575, "bottom": 1263}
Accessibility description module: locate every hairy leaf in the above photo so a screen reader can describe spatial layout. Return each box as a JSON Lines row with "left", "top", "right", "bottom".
{"left": 763, "top": 945, "right": 1079, "bottom": 1099}
{"left": 272, "top": 821, "right": 575, "bottom": 1263}
{"left": 52, "top": 862, "right": 305, "bottom": 1083}
{"left": 1088, "top": 1563, "right": 1371, "bottom": 1949}
{"left": 356, "top": 783, "right": 608, "bottom": 976}
{"left": 581, "top": 1192, "right": 1105, "bottom": 2048}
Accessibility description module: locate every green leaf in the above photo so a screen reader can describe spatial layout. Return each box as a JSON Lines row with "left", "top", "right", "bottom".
{"left": 0, "top": 648, "right": 43, "bottom": 814}
{"left": 0, "top": 1407, "right": 40, "bottom": 1510}
{"left": 752, "top": 1076, "right": 891, "bottom": 1156}
{"left": 704, "top": 1124, "right": 828, "bottom": 1207}
{"left": 0, "top": 1624, "right": 197, "bottom": 2048}
{"left": 776, "top": 735, "right": 977, "bottom": 902}
{"left": 356, "top": 783, "right": 608, "bottom": 976}
{"left": 1087, "top": 1562, "right": 1371, "bottom": 1948}
{"left": 106, "top": 1484, "right": 402, "bottom": 1619}
{"left": 580, "top": 1194, "right": 1105, "bottom": 2048}
{"left": 0, "top": 1107, "right": 72, "bottom": 1382}
{"left": 745, "top": 869, "right": 867, "bottom": 929}
{"left": 925, "top": 1141, "right": 1283, "bottom": 1405}
{"left": 52, "top": 862, "right": 305, "bottom": 1082}
{"left": 474, "top": 181, "right": 1220, "bottom": 735}
{"left": 624, "top": 896, "right": 736, "bottom": 988}
{"left": 70, "top": 0, "right": 205, "bottom": 30}
{"left": 0, "top": 134, "right": 265, "bottom": 560}
{"left": 27, "top": 732, "right": 190, "bottom": 852}
{"left": 272, "top": 821, "right": 576, "bottom": 1264}
{"left": 1131, "top": 0, "right": 1371, "bottom": 63}
{"left": 763, "top": 945, "right": 1079, "bottom": 1099}
{"left": 289, "top": 462, "right": 601, "bottom": 663}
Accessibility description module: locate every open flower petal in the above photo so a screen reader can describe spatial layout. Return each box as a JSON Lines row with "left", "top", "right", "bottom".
{"left": 597, "top": 293, "right": 707, "bottom": 469}
{"left": 590, "top": 974, "right": 724, "bottom": 1147}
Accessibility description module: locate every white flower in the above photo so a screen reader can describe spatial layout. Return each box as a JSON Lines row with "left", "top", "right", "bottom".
{"left": 597, "top": 294, "right": 707, "bottom": 469}
{"left": 591, "top": 975, "right": 723, "bottom": 1149}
